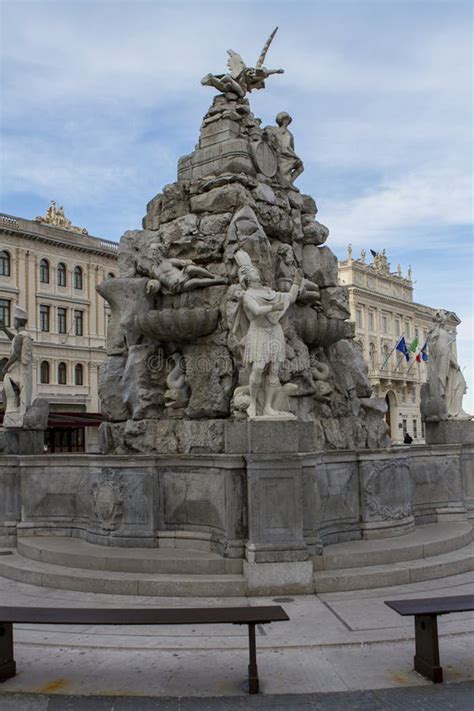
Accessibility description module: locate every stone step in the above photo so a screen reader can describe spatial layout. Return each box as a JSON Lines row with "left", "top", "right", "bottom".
{"left": 17, "top": 537, "right": 243, "bottom": 575}
{"left": 314, "top": 542, "right": 474, "bottom": 593}
{"left": 319, "top": 522, "right": 473, "bottom": 571}
{"left": 0, "top": 553, "right": 248, "bottom": 597}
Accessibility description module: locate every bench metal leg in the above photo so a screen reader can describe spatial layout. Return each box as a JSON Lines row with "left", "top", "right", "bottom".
{"left": 248, "top": 623, "right": 259, "bottom": 694}
{"left": 0, "top": 623, "right": 16, "bottom": 683}
{"left": 413, "top": 614, "right": 443, "bottom": 683}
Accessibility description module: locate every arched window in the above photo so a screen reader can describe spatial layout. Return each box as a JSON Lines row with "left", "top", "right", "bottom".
{"left": 74, "top": 266, "right": 83, "bottom": 290}
{"left": 0, "top": 358, "right": 8, "bottom": 382}
{"left": 39, "top": 258, "right": 50, "bottom": 284}
{"left": 58, "top": 361, "right": 67, "bottom": 384}
{"left": 369, "top": 342, "right": 376, "bottom": 370}
{"left": 57, "top": 262, "right": 67, "bottom": 287}
{"left": 108, "top": 272, "right": 115, "bottom": 279}
{"left": 0, "top": 250, "right": 11, "bottom": 277}
{"left": 74, "top": 363, "right": 84, "bottom": 386}
{"left": 40, "top": 361, "right": 50, "bottom": 384}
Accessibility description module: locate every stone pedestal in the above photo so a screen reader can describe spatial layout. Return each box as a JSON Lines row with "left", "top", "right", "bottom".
{"left": 245, "top": 454, "right": 308, "bottom": 564}
{"left": 425, "top": 420, "right": 474, "bottom": 445}
{"left": 225, "top": 419, "right": 317, "bottom": 454}
{"left": 0, "top": 429, "right": 45, "bottom": 455}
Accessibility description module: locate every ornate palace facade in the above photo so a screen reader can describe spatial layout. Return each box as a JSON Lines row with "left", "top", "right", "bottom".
{"left": 0, "top": 207, "right": 118, "bottom": 451}
{"left": 338, "top": 247, "right": 459, "bottom": 443}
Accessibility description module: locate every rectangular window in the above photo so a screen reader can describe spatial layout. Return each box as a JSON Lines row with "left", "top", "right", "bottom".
{"left": 402, "top": 419, "right": 407, "bottom": 435}
{"left": 58, "top": 307, "right": 67, "bottom": 334}
{"left": 368, "top": 311, "right": 375, "bottom": 331}
{"left": 415, "top": 327, "right": 419, "bottom": 341}
{"left": 356, "top": 308, "right": 363, "bottom": 328}
{"left": 39, "top": 304, "right": 50, "bottom": 332}
{"left": 404, "top": 320, "right": 410, "bottom": 338}
{"left": 422, "top": 420, "right": 425, "bottom": 438}
{"left": 395, "top": 318, "right": 401, "bottom": 336}
{"left": 0, "top": 298, "right": 11, "bottom": 327}
{"left": 381, "top": 313, "right": 389, "bottom": 334}
{"left": 74, "top": 310, "right": 83, "bottom": 336}
{"left": 413, "top": 420, "right": 418, "bottom": 439}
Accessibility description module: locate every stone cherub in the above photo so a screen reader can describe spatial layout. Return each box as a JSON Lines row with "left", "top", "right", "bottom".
{"left": 276, "top": 244, "right": 321, "bottom": 306}
{"left": 0, "top": 305, "right": 33, "bottom": 428}
{"left": 201, "top": 27, "right": 284, "bottom": 99}
{"left": 144, "top": 244, "right": 227, "bottom": 295}
{"left": 231, "top": 250, "right": 302, "bottom": 419}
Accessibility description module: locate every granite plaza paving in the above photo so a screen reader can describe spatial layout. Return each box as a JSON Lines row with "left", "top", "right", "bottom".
{"left": 0, "top": 568, "right": 472, "bottom": 708}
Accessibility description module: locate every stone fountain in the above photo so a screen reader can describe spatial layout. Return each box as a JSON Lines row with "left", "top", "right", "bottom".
{"left": 97, "top": 29, "right": 389, "bottom": 457}
{"left": 0, "top": 30, "right": 472, "bottom": 595}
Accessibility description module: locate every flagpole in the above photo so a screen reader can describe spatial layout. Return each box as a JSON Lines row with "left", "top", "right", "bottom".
{"left": 406, "top": 357, "right": 417, "bottom": 374}
{"left": 380, "top": 336, "right": 403, "bottom": 371}
{"left": 394, "top": 355, "right": 404, "bottom": 372}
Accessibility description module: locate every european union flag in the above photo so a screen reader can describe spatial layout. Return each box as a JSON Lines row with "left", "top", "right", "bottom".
{"left": 396, "top": 336, "right": 410, "bottom": 362}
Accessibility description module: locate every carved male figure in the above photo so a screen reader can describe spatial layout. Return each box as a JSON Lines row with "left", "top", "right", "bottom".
{"left": 232, "top": 250, "right": 302, "bottom": 418}
{"left": 145, "top": 245, "right": 227, "bottom": 295}
{"left": 264, "top": 112, "right": 304, "bottom": 187}
{"left": 0, "top": 305, "right": 33, "bottom": 428}
{"left": 276, "top": 244, "right": 320, "bottom": 305}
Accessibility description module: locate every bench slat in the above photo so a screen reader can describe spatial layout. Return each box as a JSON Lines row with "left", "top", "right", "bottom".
{"left": 0, "top": 606, "right": 289, "bottom": 626}
{"left": 385, "top": 594, "right": 474, "bottom": 617}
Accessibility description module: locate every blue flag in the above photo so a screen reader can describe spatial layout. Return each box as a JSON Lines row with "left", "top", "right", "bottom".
{"left": 396, "top": 336, "right": 410, "bottom": 362}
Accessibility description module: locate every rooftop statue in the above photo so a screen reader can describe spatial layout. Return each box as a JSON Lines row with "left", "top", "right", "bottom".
{"left": 35, "top": 200, "right": 88, "bottom": 235}
{"left": 201, "top": 27, "right": 284, "bottom": 98}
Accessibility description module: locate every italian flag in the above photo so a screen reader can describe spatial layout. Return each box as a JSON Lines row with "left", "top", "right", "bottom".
{"left": 408, "top": 338, "right": 418, "bottom": 353}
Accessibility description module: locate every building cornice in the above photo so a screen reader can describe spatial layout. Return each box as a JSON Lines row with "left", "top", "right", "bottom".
{"left": 0, "top": 214, "right": 118, "bottom": 260}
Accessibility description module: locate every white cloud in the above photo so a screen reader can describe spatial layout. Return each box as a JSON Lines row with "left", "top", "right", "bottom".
{"left": 322, "top": 165, "right": 473, "bottom": 248}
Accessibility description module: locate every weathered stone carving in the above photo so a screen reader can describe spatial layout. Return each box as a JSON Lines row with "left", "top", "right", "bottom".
{"left": 264, "top": 112, "right": 304, "bottom": 188}
{"left": 231, "top": 250, "right": 301, "bottom": 419}
{"left": 91, "top": 469, "right": 130, "bottom": 532}
{"left": 421, "top": 309, "right": 471, "bottom": 421}
{"left": 95, "top": 51, "right": 390, "bottom": 453}
{"left": 362, "top": 459, "right": 413, "bottom": 525}
{"left": 0, "top": 306, "right": 33, "bottom": 428}
{"left": 145, "top": 245, "right": 227, "bottom": 295}
{"left": 165, "top": 353, "right": 189, "bottom": 410}
{"left": 201, "top": 27, "right": 284, "bottom": 99}
{"left": 276, "top": 244, "right": 320, "bottom": 305}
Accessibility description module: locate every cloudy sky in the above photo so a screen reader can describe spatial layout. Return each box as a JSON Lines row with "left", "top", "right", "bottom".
{"left": 1, "top": 0, "right": 473, "bottom": 408}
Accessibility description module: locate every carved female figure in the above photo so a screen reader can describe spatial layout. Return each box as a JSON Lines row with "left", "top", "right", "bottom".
{"left": 426, "top": 310, "right": 470, "bottom": 419}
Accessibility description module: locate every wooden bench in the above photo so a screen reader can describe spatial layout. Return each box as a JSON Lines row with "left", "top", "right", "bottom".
{"left": 385, "top": 594, "right": 474, "bottom": 683}
{"left": 0, "top": 605, "right": 289, "bottom": 694}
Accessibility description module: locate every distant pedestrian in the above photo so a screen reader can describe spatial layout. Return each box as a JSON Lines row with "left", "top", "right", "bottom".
{"left": 403, "top": 432, "right": 413, "bottom": 444}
